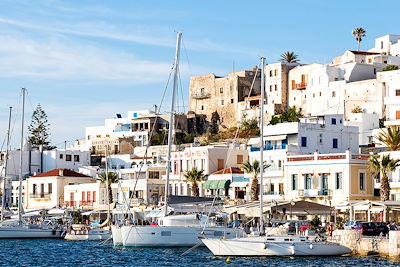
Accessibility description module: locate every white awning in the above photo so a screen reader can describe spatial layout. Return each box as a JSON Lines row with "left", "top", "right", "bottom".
{"left": 264, "top": 134, "right": 287, "bottom": 141}
{"left": 248, "top": 138, "right": 260, "bottom": 145}
{"left": 230, "top": 181, "right": 249, "bottom": 188}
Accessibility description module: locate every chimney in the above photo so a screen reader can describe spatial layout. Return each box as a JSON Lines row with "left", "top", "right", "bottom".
{"left": 58, "top": 169, "right": 63, "bottom": 176}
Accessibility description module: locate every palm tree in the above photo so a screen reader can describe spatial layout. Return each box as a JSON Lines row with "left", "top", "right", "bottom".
{"left": 280, "top": 51, "right": 300, "bottom": 63}
{"left": 377, "top": 126, "right": 400, "bottom": 151}
{"left": 184, "top": 168, "right": 207, "bottom": 197}
{"left": 369, "top": 154, "right": 400, "bottom": 201}
{"left": 242, "top": 160, "right": 270, "bottom": 201}
{"left": 97, "top": 171, "right": 119, "bottom": 204}
{"left": 352, "top": 27, "right": 366, "bottom": 51}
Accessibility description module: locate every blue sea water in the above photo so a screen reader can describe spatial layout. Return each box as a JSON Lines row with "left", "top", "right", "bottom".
{"left": 0, "top": 239, "right": 399, "bottom": 267}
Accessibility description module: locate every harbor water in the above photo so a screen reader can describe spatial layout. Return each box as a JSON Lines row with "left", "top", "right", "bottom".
{"left": 0, "top": 239, "right": 399, "bottom": 266}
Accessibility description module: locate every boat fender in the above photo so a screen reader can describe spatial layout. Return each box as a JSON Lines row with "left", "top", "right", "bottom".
{"left": 52, "top": 229, "right": 56, "bottom": 235}
{"left": 309, "top": 244, "right": 313, "bottom": 250}
{"left": 226, "top": 257, "right": 231, "bottom": 264}
{"left": 290, "top": 245, "right": 295, "bottom": 255}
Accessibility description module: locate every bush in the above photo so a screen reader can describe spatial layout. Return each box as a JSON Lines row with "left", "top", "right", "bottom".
{"left": 382, "top": 65, "right": 399, "bottom": 72}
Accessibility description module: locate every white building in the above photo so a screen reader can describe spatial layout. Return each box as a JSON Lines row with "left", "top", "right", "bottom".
{"left": 285, "top": 151, "right": 375, "bottom": 206}
{"left": 248, "top": 114, "right": 359, "bottom": 200}
{"left": 167, "top": 144, "right": 249, "bottom": 197}
{"left": 25, "top": 169, "right": 94, "bottom": 210}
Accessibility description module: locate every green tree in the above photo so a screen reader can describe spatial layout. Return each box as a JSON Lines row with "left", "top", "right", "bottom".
{"left": 28, "top": 104, "right": 51, "bottom": 147}
{"left": 377, "top": 126, "right": 400, "bottom": 151}
{"left": 269, "top": 106, "right": 302, "bottom": 125}
{"left": 382, "top": 65, "right": 399, "bottom": 72}
{"left": 242, "top": 160, "right": 270, "bottom": 201}
{"left": 184, "top": 168, "right": 207, "bottom": 197}
{"left": 280, "top": 51, "right": 300, "bottom": 63}
{"left": 97, "top": 171, "right": 119, "bottom": 204}
{"left": 352, "top": 27, "right": 366, "bottom": 51}
{"left": 369, "top": 154, "right": 400, "bottom": 201}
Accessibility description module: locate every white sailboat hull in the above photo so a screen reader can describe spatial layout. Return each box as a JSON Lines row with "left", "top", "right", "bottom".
{"left": 111, "top": 225, "right": 123, "bottom": 246}
{"left": 202, "top": 236, "right": 352, "bottom": 256}
{"left": 64, "top": 229, "right": 111, "bottom": 241}
{"left": 120, "top": 225, "right": 245, "bottom": 247}
{"left": 0, "top": 226, "right": 63, "bottom": 239}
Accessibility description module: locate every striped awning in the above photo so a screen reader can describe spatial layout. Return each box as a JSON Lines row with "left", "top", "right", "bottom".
{"left": 202, "top": 180, "right": 231, "bottom": 189}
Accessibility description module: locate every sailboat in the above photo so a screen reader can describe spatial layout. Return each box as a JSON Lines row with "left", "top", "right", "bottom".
{"left": 64, "top": 147, "right": 112, "bottom": 241}
{"left": 201, "top": 58, "right": 352, "bottom": 256}
{"left": 0, "top": 88, "right": 63, "bottom": 239}
{"left": 115, "top": 32, "right": 244, "bottom": 247}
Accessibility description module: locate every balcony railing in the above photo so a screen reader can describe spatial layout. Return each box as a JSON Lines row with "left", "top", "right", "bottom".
{"left": 79, "top": 201, "right": 94, "bottom": 207}
{"left": 294, "top": 82, "right": 307, "bottom": 90}
{"left": 30, "top": 193, "right": 51, "bottom": 199}
{"left": 250, "top": 143, "right": 287, "bottom": 152}
{"left": 192, "top": 92, "right": 211, "bottom": 99}
{"left": 64, "top": 201, "right": 77, "bottom": 208}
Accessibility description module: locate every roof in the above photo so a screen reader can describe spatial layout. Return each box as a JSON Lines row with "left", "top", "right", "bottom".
{"left": 32, "top": 169, "right": 91, "bottom": 178}
{"left": 349, "top": 50, "right": 380, "bottom": 55}
{"left": 212, "top": 167, "right": 243, "bottom": 175}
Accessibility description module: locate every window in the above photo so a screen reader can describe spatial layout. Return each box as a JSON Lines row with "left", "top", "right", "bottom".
{"left": 220, "top": 88, "right": 223, "bottom": 93}
{"left": 270, "top": 85, "right": 273, "bottom": 92}
{"left": 96, "top": 135, "right": 101, "bottom": 138}
{"left": 381, "top": 41, "right": 384, "bottom": 49}
{"left": 201, "top": 105, "right": 204, "bottom": 110}
{"left": 274, "top": 69, "right": 278, "bottom": 76}
{"left": 291, "top": 80, "right": 295, "bottom": 89}
{"left": 313, "top": 93, "right": 315, "bottom": 98}
{"left": 74, "top": 155, "right": 80, "bottom": 162}
{"left": 221, "top": 100, "right": 224, "bottom": 105}
{"left": 87, "top": 191, "right": 91, "bottom": 202}
{"left": 82, "top": 191, "right": 86, "bottom": 201}
{"left": 396, "top": 90, "right": 400, "bottom": 96}
{"left": 396, "top": 111, "right": 400, "bottom": 120}
{"left": 200, "top": 88, "right": 204, "bottom": 93}
{"left": 333, "top": 138, "right": 338, "bottom": 149}
{"left": 87, "top": 135, "right": 91, "bottom": 140}
{"left": 301, "top": 137, "right": 307, "bottom": 147}
{"left": 319, "top": 92, "right": 322, "bottom": 97}
{"left": 237, "top": 155, "right": 243, "bottom": 164}
{"left": 33, "top": 184, "right": 37, "bottom": 194}
{"left": 274, "top": 84, "right": 277, "bottom": 91}
{"left": 106, "top": 134, "right": 110, "bottom": 138}
{"left": 48, "top": 183, "right": 52, "bottom": 194}
{"left": 217, "top": 159, "right": 224, "bottom": 170}
{"left": 332, "top": 91, "right": 336, "bottom": 97}
{"left": 149, "top": 171, "right": 160, "bottom": 179}
{"left": 305, "top": 174, "right": 312, "bottom": 189}
{"left": 270, "top": 70, "right": 273, "bottom": 77}
{"left": 335, "top": 173, "right": 342, "bottom": 189}
{"left": 331, "top": 118, "right": 337, "bottom": 125}
{"left": 291, "top": 174, "right": 298, "bottom": 190}
{"left": 66, "top": 154, "right": 72, "bottom": 161}
{"left": 92, "top": 191, "right": 96, "bottom": 202}
{"left": 231, "top": 99, "right": 234, "bottom": 103}
{"left": 359, "top": 173, "right": 365, "bottom": 191}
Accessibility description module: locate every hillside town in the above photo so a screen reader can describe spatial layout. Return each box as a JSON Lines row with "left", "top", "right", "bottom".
{"left": 3, "top": 33, "right": 400, "bottom": 236}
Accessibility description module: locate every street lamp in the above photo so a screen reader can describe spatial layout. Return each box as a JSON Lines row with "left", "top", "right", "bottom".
{"left": 290, "top": 200, "right": 295, "bottom": 221}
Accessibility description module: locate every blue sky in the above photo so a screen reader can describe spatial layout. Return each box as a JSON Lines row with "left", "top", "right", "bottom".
{"left": 0, "top": 0, "right": 399, "bottom": 149}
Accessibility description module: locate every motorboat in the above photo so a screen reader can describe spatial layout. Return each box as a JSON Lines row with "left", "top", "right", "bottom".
{"left": 201, "top": 235, "right": 352, "bottom": 256}
{"left": 64, "top": 224, "right": 111, "bottom": 241}
{"left": 119, "top": 213, "right": 244, "bottom": 247}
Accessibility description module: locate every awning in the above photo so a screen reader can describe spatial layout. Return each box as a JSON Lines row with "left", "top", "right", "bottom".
{"left": 202, "top": 180, "right": 230, "bottom": 189}
{"left": 248, "top": 138, "right": 260, "bottom": 145}
{"left": 230, "top": 181, "right": 248, "bottom": 188}
{"left": 265, "top": 134, "right": 287, "bottom": 141}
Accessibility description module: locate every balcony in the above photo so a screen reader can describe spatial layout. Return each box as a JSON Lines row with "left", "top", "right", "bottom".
{"left": 192, "top": 92, "right": 211, "bottom": 99}
{"left": 294, "top": 82, "right": 307, "bottom": 90}
{"left": 64, "top": 201, "right": 77, "bottom": 208}
{"left": 79, "top": 201, "right": 94, "bottom": 207}
{"left": 30, "top": 193, "right": 51, "bottom": 199}
{"left": 250, "top": 143, "right": 287, "bottom": 152}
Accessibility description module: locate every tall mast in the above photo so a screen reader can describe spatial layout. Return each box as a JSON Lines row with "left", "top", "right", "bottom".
{"left": 1, "top": 107, "right": 12, "bottom": 222}
{"left": 105, "top": 146, "right": 111, "bottom": 227}
{"left": 18, "top": 88, "right": 26, "bottom": 225}
{"left": 259, "top": 57, "right": 266, "bottom": 234}
{"left": 164, "top": 32, "right": 182, "bottom": 217}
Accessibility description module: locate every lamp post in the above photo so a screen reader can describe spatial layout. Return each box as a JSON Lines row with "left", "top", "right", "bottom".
{"left": 290, "top": 200, "right": 295, "bottom": 221}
